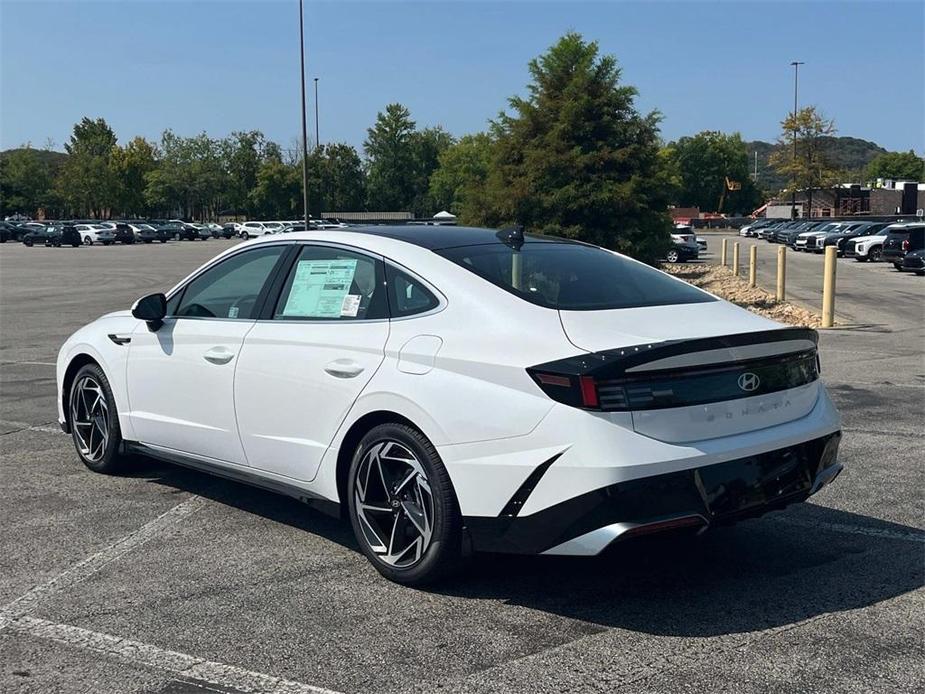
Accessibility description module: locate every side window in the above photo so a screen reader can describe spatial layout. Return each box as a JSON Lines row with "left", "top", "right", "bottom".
{"left": 273, "top": 246, "right": 387, "bottom": 321}
{"left": 385, "top": 264, "right": 440, "bottom": 318}
{"left": 175, "top": 246, "right": 285, "bottom": 319}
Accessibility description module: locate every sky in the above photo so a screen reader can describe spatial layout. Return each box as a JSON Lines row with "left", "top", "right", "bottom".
{"left": 1, "top": 0, "right": 923, "bottom": 155}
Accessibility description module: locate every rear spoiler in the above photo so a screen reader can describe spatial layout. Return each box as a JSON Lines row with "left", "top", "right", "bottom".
{"left": 532, "top": 327, "right": 818, "bottom": 381}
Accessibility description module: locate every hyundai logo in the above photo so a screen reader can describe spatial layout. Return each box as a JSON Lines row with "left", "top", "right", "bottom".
{"left": 738, "top": 372, "right": 760, "bottom": 392}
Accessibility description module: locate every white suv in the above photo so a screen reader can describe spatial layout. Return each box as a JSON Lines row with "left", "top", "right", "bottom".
{"left": 239, "top": 221, "right": 283, "bottom": 239}
{"left": 844, "top": 227, "right": 891, "bottom": 262}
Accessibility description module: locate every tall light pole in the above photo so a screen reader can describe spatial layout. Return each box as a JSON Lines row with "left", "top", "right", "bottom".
{"left": 314, "top": 78, "right": 320, "bottom": 150}
{"left": 298, "top": 0, "right": 310, "bottom": 227}
{"left": 790, "top": 61, "right": 804, "bottom": 219}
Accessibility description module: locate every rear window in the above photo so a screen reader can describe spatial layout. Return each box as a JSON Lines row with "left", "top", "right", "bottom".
{"left": 437, "top": 243, "right": 714, "bottom": 311}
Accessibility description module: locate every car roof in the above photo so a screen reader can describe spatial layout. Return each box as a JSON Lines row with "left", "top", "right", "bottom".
{"left": 323, "top": 225, "right": 577, "bottom": 250}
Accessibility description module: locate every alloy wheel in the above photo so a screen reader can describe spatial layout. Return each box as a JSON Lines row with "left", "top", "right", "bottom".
{"left": 354, "top": 441, "right": 434, "bottom": 568}
{"left": 70, "top": 375, "right": 110, "bottom": 462}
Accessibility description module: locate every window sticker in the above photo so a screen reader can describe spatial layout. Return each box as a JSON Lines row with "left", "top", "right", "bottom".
{"left": 281, "top": 259, "right": 358, "bottom": 318}
{"left": 341, "top": 294, "right": 361, "bottom": 317}
{"left": 228, "top": 306, "right": 240, "bottom": 319}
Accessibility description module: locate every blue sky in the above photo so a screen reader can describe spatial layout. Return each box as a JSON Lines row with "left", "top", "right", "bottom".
{"left": 1, "top": 1, "right": 923, "bottom": 154}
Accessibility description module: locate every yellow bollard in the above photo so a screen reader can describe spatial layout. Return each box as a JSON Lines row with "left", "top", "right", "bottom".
{"left": 776, "top": 245, "right": 787, "bottom": 301}
{"left": 732, "top": 242, "right": 740, "bottom": 277}
{"left": 822, "top": 245, "right": 837, "bottom": 327}
{"left": 748, "top": 246, "right": 757, "bottom": 288}
{"left": 721, "top": 238, "right": 728, "bottom": 267}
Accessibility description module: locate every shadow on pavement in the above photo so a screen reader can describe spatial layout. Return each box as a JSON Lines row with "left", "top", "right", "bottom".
{"left": 129, "top": 454, "right": 924, "bottom": 639}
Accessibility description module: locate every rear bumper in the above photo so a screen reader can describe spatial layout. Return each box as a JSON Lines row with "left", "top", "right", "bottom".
{"left": 465, "top": 432, "right": 842, "bottom": 555}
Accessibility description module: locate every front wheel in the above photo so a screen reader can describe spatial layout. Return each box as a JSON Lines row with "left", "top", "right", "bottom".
{"left": 240, "top": 231, "right": 250, "bottom": 240}
{"left": 68, "top": 364, "right": 125, "bottom": 473}
{"left": 869, "top": 247, "right": 882, "bottom": 262}
{"left": 84, "top": 236, "right": 93, "bottom": 246}
{"left": 665, "top": 249, "right": 680, "bottom": 263}
{"left": 347, "top": 423, "right": 463, "bottom": 585}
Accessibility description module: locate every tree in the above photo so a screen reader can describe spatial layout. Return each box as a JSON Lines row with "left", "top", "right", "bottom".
{"left": 477, "top": 32, "right": 672, "bottom": 262}
{"left": 249, "top": 158, "right": 302, "bottom": 219}
{"left": 0, "top": 146, "right": 55, "bottom": 217}
{"left": 409, "top": 126, "right": 454, "bottom": 216}
{"left": 56, "top": 117, "right": 118, "bottom": 217}
{"left": 145, "top": 131, "right": 228, "bottom": 219}
{"left": 110, "top": 137, "right": 157, "bottom": 217}
{"left": 667, "top": 131, "right": 762, "bottom": 214}
{"left": 365, "top": 103, "right": 417, "bottom": 211}
{"left": 866, "top": 150, "right": 924, "bottom": 182}
{"left": 769, "top": 106, "right": 840, "bottom": 214}
{"left": 320, "top": 143, "right": 365, "bottom": 212}
{"left": 429, "top": 132, "right": 493, "bottom": 218}
{"left": 222, "top": 131, "right": 277, "bottom": 217}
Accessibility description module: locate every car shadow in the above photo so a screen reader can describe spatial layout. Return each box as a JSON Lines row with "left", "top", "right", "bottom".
{"left": 126, "top": 454, "right": 924, "bottom": 638}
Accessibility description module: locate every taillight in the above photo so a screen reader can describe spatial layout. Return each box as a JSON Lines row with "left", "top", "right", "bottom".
{"left": 902, "top": 239, "right": 910, "bottom": 251}
{"left": 529, "top": 371, "right": 600, "bottom": 409}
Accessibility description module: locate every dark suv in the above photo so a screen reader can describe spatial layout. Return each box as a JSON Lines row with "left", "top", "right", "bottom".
{"left": 894, "top": 226, "right": 924, "bottom": 273}
{"left": 46, "top": 225, "right": 82, "bottom": 247}
{"left": 882, "top": 223, "right": 925, "bottom": 271}
{"left": 113, "top": 223, "right": 136, "bottom": 244}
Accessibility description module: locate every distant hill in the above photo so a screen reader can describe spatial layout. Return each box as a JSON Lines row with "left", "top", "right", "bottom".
{"left": 0, "top": 147, "right": 68, "bottom": 169}
{"left": 744, "top": 136, "right": 887, "bottom": 194}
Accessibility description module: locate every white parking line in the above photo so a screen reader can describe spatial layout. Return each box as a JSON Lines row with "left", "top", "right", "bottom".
{"left": 7, "top": 615, "right": 343, "bottom": 694}
{"left": 777, "top": 516, "right": 925, "bottom": 543}
{"left": 0, "top": 496, "right": 208, "bottom": 629}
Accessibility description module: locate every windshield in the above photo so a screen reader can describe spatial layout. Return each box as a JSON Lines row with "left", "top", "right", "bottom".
{"left": 437, "top": 243, "right": 715, "bottom": 311}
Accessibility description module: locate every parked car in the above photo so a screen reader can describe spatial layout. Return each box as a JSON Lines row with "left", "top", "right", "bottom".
{"left": 74, "top": 223, "right": 115, "bottom": 246}
{"left": 901, "top": 248, "right": 925, "bottom": 275}
{"left": 113, "top": 223, "right": 136, "bottom": 244}
{"left": 45, "top": 225, "right": 82, "bottom": 247}
{"left": 794, "top": 222, "right": 842, "bottom": 252}
{"left": 739, "top": 219, "right": 772, "bottom": 237}
{"left": 666, "top": 233, "right": 699, "bottom": 263}
{"left": 844, "top": 224, "right": 905, "bottom": 262}
{"left": 218, "top": 223, "right": 238, "bottom": 239}
{"left": 56, "top": 225, "right": 842, "bottom": 585}
{"left": 821, "top": 222, "right": 887, "bottom": 255}
{"left": 0, "top": 222, "right": 12, "bottom": 243}
{"left": 882, "top": 224, "right": 924, "bottom": 271}
{"left": 238, "top": 221, "right": 278, "bottom": 239}
{"left": 21, "top": 225, "right": 58, "bottom": 246}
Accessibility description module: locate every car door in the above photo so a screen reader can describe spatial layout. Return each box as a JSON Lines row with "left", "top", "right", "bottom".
{"left": 234, "top": 243, "right": 390, "bottom": 481}
{"left": 125, "top": 244, "right": 288, "bottom": 464}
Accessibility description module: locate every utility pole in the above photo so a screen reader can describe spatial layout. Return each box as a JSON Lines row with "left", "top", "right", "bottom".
{"left": 314, "top": 78, "right": 320, "bottom": 150}
{"left": 298, "top": 0, "right": 310, "bottom": 227}
{"left": 790, "top": 61, "right": 804, "bottom": 219}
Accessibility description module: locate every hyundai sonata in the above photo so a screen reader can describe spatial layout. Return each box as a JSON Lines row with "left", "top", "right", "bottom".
{"left": 57, "top": 226, "right": 842, "bottom": 584}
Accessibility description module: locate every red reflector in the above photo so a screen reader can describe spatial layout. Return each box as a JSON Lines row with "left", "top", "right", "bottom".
{"left": 622, "top": 515, "right": 706, "bottom": 539}
{"left": 579, "top": 375, "right": 599, "bottom": 407}
{"left": 902, "top": 239, "right": 910, "bottom": 251}
{"left": 536, "top": 373, "right": 572, "bottom": 388}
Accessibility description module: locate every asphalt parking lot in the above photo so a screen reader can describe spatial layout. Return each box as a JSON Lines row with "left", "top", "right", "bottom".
{"left": 1, "top": 238, "right": 923, "bottom": 694}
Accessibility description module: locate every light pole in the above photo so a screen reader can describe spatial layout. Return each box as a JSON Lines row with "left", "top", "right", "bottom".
{"left": 790, "top": 61, "right": 804, "bottom": 219}
{"left": 298, "top": 0, "right": 310, "bottom": 227}
{"left": 314, "top": 78, "right": 320, "bottom": 150}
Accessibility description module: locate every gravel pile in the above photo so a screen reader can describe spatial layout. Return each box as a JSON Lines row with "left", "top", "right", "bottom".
{"left": 661, "top": 263, "right": 824, "bottom": 328}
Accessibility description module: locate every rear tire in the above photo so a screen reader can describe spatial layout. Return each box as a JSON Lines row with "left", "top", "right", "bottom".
{"left": 347, "top": 423, "right": 463, "bottom": 585}
{"left": 241, "top": 231, "right": 250, "bottom": 240}
{"left": 68, "top": 364, "right": 125, "bottom": 474}
{"left": 869, "top": 247, "right": 882, "bottom": 262}
{"left": 666, "top": 249, "right": 680, "bottom": 263}
{"left": 83, "top": 236, "right": 93, "bottom": 246}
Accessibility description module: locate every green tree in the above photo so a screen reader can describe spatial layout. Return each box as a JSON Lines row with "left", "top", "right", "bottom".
{"left": 364, "top": 103, "right": 417, "bottom": 211}
{"left": 110, "top": 136, "right": 157, "bottom": 217}
{"left": 145, "top": 131, "right": 228, "bottom": 219}
{"left": 410, "top": 126, "right": 454, "bottom": 216}
{"left": 250, "top": 158, "right": 301, "bottom": 219}
{"left": 222, "top": 131, "right": 277, "bottom": 217}
{"left": 769, "top": 106, "right": 840, "bottom": 213}
{"left": 478, "top": 32, "right": 672, "bottom": 262}
{"left": 56, "top": 117, "right": 118, "bottom": 217}
{"left": 865, "top": 150, "right": 924, "bottom": 182}
{"left": 668, "top": 131, "right": 762, "bottom": 214}
{"left": 429, "top": 132, "right": 493, "bottom": 218}
{"left": 0, "top": 146, "right": 55, "bottom": 217}
{"left": 319, "top": 143, "right": 365, "bottom": 212}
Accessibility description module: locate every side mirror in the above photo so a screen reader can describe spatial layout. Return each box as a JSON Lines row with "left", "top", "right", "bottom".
{"left": 132, "top": 293, "right": 167, "bottom": 330}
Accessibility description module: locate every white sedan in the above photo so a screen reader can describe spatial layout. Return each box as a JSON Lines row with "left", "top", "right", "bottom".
{"left": 56, "top": 226, "right": 842, "bottom": 584}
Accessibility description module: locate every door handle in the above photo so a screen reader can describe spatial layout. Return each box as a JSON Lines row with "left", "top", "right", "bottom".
{"left": 324, "top": 359, "right": 364, "bottom": 378}
{"left": 203, "top": 347, "right": 235, "bottom": 365}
